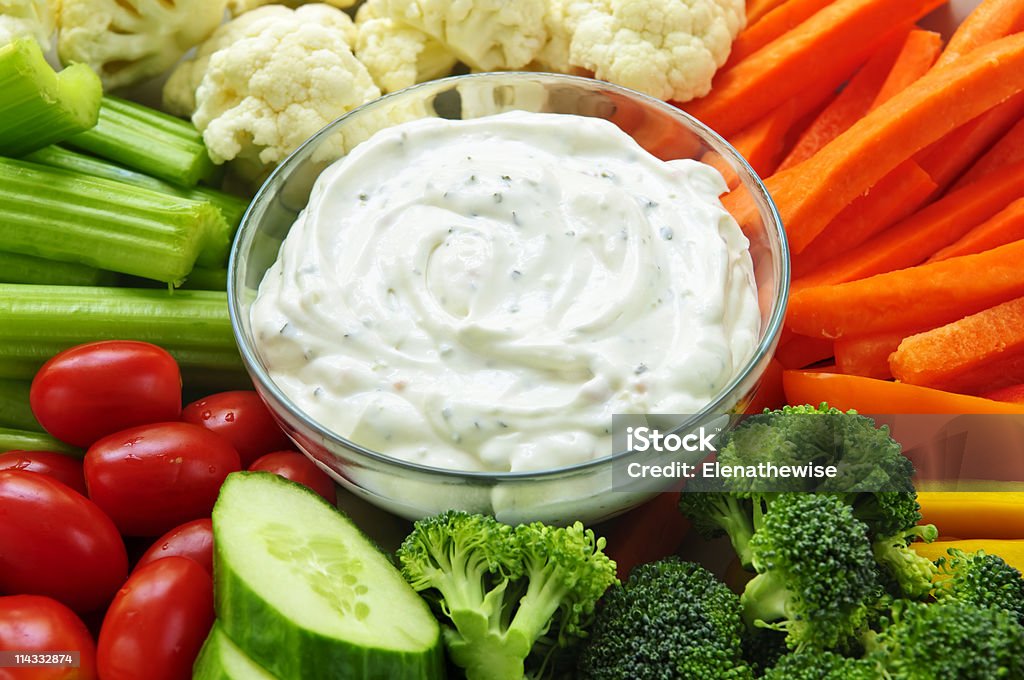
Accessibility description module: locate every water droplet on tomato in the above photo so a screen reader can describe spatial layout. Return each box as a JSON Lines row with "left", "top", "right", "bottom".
{"left": 224, "top": 412, "right": 235, "bottom": 422}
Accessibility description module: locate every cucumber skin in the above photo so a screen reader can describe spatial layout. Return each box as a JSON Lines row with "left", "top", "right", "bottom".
{"left": 193, "top": 623, "right": 277, "bottom": 680}
{"left": 213, "top": 474, "right": 446, "bottom": 680}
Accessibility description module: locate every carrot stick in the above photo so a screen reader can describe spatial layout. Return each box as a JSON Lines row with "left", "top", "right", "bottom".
{"left": 776, "top": 28, "right": 908, "bottom": 171}
{"left": 769, "top": 31, "right": 1024, "bottom": 254}
{"left": 793, "top": 160, "right": 1024, "bottom": 288}
{"left": 870, "top": 30, "right": 943, "bottom": 107}
{"left": 774, "top": 334, "right": 834, "bottom": 369}
{"left": 790, "top": 160, "right": 936, "bottom": 279}
{"left": 782, "top": 370, "right": 1024, "bottom": 414}
{"left": 934, "top": 0, "right": 1024, "bottom": 68}
{"left": 683, "top": 0, "right": 944, "bottom": 137}
{"left": 726, "top": 0, "right": 837, "bottom": 68}
{"left": 721, "top": 104, "right": 798, "bottom": 178}
{"left": 915, "top": 92, "right": 1024, "bottom": 192}
{"left": 890, "top": 297, "right": 1024, "bottom": 394}
{"left": 786, "top": 239, "right": 1024, "bottom": 340}
{"left": 746, "top": 0, "right": 792, "bottom": 26}
{"left": 928, "top": 198, "right": 1024, "bottom": 263}
{"left": 833, "top": 330, "right": 911, "bottom": 379}
{"left": 954, "top": 117, "right": 1024, "bottom": 190}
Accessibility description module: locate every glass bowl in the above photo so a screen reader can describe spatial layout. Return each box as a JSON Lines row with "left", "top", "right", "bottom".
{"left": 228, "top": 72, "right": 789, "bottom": 525}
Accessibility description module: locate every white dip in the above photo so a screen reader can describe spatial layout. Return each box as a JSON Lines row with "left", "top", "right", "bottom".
{"left": 250, "top": 110, "right": 760, "bottom": 473}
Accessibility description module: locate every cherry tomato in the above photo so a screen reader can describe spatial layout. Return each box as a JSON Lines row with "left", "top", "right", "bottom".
{"left": 97, "top": 557, "right": 213, "bottom": 680}
{"left": 0, "top": 471, "right": 127, "bottom": 613}
{"left": 134, "top": 519, "right": 213, "bottom": 576}
{"left": 249, "top": 451, "right": 337, "bottom": 504}
{"left": 84, "top": 422, "right": 240, "bottom": 537}
{"left": 0, "top": 595, "right": 98, "bottom": 680}
{"left": 182, "top": 391, "right": 290, "bottom": 467}
{"left": 0, "top": 451, "right": 87, "bottom": 496}
{"left": 30, "top": 341, "right": 182, "bottom": 448}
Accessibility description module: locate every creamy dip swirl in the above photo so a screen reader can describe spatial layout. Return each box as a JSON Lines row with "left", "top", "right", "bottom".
{"left": 251, "top": 111, "right": 760, "bottom": 473}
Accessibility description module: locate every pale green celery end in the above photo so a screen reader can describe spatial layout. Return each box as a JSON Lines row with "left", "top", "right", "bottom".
{"left": 0, "top": 426, "right": 81, "bottom": 457}
{"left": 0, "top": 284, "right": 242, "bottom": 382}
{"left": 194, "top": 208, "right": 232, "bottom": 269}
{"left": 0, "top": 378, "right": 43, "bottom": 433}
{"left": 0, "top": 249, "right": 112, "bottom": 286}
{"left": 0, "top": 38, "right": 101, "bottom": 156}
{"left": 0, "top": 158, "right": 212, "bottom": 283}
{"left": 66, "top": 95, "right": 216, "bottom": 187}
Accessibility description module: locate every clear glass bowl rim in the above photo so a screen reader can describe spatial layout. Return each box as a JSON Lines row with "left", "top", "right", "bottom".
{"left": 228, "top": 71, "right": 791, "bottom": 484}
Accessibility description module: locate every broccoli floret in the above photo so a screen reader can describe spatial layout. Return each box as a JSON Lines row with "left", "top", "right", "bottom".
{"left": 762, "top": 650, "right": 879, "bottom": 679}
{"left": 868, "top": 600, "right": 1024, "bottom": 679}
{"left": 870, "top": 524, "right": 940, "bottom": 600}
{"left": 740, "top": 493, "right": 882, "bottom": 652}
{"left": 741, "top": 627, "right": 789, "bottom": 677}
{"left": 679, "top": 404, "right": 924, "bottom": 570}
{"left": 396, "top": 511, "right": 617, "bottom": 680}
{"left": 935, "top": 548, "right": 1024, "bottom": 625}
{"left": 577, "top": 558, "right": 753, "bottom": 679}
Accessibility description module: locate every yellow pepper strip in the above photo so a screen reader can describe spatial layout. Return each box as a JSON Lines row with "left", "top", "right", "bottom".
{"left": 917, "top": 492, "right": 1024, "bottom": 540}
{"left": 912, "top": 539, "right": 1024, "bottom": 576}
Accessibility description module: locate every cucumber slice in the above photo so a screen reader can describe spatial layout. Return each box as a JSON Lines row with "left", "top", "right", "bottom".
{"left": 194, "top": 623, "right": 278, "bottom": 680}
{"left": 212, "top": 472, "right": 444, "bottom": 680}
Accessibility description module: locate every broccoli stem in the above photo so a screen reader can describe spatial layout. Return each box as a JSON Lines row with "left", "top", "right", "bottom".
{"left": 741, "top": 572, "right": 791, "bottom": 629}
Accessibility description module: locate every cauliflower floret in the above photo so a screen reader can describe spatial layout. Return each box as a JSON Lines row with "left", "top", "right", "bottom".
{"left": 226, "top": 0, "right": 355, "bottom": 17}
{"left": 354, "top": 0, "right": 457, "bottom": 93}
{"left": 374, "top": 0, "right": 547, "bottom": 71}
{"left": 189, "top": 4, "right": 381, "bottom": 168}
{"left": 164, "top": 3, "right": 357, "bottom": 117}
{"left": 0, "top": 0, "right": 58, "bottom": 50}
{"left": 57, "top": 0, "right": 228, "bottom": 90}
{"left": 541, "top": 0, "right": 746, "bottom": 103}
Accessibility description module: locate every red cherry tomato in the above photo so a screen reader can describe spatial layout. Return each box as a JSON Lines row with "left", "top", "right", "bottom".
{"left": 30, "top": 341, "right": 182, "bottom": 448}
{"left": 249, "top": 451, "right": 337, "bottom": 504}
{"left": 182, "top": 391, "right": 290, "bottom": 467}
{"left": 97, "top": 557, "right": 213, "bottom": 680}
{"left": 134, "top": 519, "right": 213, "bottom": 576}
{"left": 0, "top": 471, "right": 127, "bottom": 613}
{"left": 0, "top": 595, "right": 98, "bottom": 680}
{"left": 84, "top": 422, "right": 240, "bottom": 537}
{"left": 0, "top": 451, "right": 87, "bottom": 496}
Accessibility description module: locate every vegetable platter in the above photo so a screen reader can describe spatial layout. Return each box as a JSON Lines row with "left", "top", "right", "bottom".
{"left": 3, "top": 0, "right": 1024, "bottom": 679}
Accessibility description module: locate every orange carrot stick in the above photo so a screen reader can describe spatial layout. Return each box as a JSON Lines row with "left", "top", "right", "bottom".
{"left": 774, "top": 334, "right": 834, "bottom": 369}
{"left": 833, "top": 330, "right": 912, "bottom": 379}
{"left": 915, "top": 92, "right": 1024, "bottom": 192}
{"left": 890, "top": 297, "right": 1024, "bottom": 394}
{"left": 782, "top": 370, "right": 1024, "bottom": 415}
{"left": 723, "top": 101, "right": 799, "bottom": 178}
{"left": 790, "top": 160, "right": 936, "bottom": 279}
{"left": 727, "top": 0, "right": 837, "bottom": 68}
{"left": 776, "top": 28, "right": 907, "bottom": 171}
{"left": 928, "top": 198, "right": 1024, "bottom": 263}
{"left": 870, "top": 30, "right": 943, "bottom": 107}
{"left": 768, "top": 31, "right": 1024, "bottom": 254}
{"left": 934, "top": 0, "right": 1024, "bottom": 68}
{"left": 793, "top": 160, "right": 1024, "bottom": 288}
{"left": 954, "top": 117, "right": 1024, "bottom": 190}
{"left": 746, "top": 0, "right": 792, "bottom": 26}
{"left": 683, "top": 0, "right": 943, "bottom": 136}
{"left": 786, "top": 239, "right": 1024, "bottom": 339}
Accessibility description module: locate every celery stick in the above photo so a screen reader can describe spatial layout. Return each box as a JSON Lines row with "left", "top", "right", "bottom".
{"left": 0, "top": 157, "right": 229, "bottom": 283}
{"left": 0, "top": 427, "right": 80, "bottom": 456}
{"left": 0, "top": 250, "right": 116, "bottom": 286}
{"left": 26, "top": 146, "right": 249, "bottom": 238}
{"left": 181, "top": 267, "right": 229, "bottom": 291}
{"left": 0, "top": 38, "right": 102, "bottom": 156}
{"left": 0, "top": 285, "right": 244, "bottom": 382}
{"left": 66, "top": 95, "right": 218, "bottom": 188}
{"left": 0, "top": 379, "right": 42, "bottom": 433}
